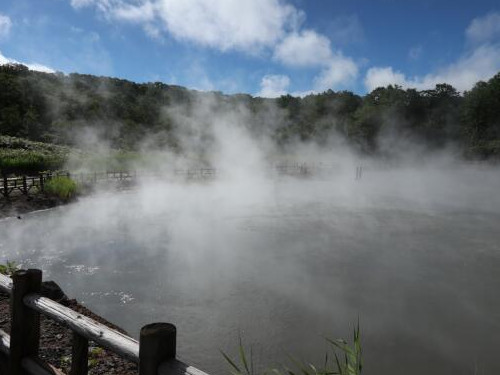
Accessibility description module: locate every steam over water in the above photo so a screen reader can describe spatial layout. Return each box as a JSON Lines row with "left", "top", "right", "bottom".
{"left": 1, "top": 164, "right": 500, "bottom": 374}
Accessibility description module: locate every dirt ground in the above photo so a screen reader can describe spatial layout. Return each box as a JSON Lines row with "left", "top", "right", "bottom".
{"left": 0, "top": 288, "right": 138, "bottom": 374}
{"left": 0, "top": 192, "right": 69, "bottom": 219}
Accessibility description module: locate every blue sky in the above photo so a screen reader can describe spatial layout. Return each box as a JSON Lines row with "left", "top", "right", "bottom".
{"left": 0, "top": 0, "right": 499, "bottom": 96}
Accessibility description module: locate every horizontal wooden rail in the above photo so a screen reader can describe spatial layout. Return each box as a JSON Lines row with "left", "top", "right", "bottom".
{"left": 0, "top": 270, "right": 210, "bottom": 375}
{"left": 159, "top": 360, "right": 210, "bottom": 375}
{"left": 23, "top": 293, "right": 140, "bottom": 362}
{"left": 0, "top": 329, "right": 62, "bottom": 375}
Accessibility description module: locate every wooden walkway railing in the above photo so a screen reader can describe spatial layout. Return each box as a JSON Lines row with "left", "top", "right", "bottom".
{"left": 0, "top": 269, "right": 209, "bottom": 375}
{"left": 0, "top": 169, "right": 215, "bottom": 198}
{"left": 1, "top": 162, "right": 358, "bottom": 198}
{"left": 1, "top": 171, "right": 71, "bottom": 198}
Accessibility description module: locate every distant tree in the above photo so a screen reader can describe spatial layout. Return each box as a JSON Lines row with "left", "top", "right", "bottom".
{"left": 461, "top": 73, "right": 500, "bottom": 158}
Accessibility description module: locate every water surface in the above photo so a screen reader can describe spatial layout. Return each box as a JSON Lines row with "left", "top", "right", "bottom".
{"left": 1, "top": 166, "right": 499, "bottom": 374}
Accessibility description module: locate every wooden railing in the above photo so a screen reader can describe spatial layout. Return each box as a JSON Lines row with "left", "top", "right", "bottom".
{"left": 0, "top": 269, "right": 209, "bottom": 375}
{"left": 1, "top": 171, "right": 71, "bottom": 198}
{"left": 1, "top": 163, "right": 356, "bottom": 198}
{"left": 0, "top": 169, "right": 220, "bottom": 198}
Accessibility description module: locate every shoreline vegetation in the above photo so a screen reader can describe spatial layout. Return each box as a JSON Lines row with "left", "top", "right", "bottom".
{"left": 0, "top": 64, "right": 499, "bottom": 170}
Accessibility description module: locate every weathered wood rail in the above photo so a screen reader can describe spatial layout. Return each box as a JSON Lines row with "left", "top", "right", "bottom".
{"left": 0, "top": 269, "right": 210, "bottom": 375}
{"left": 0, "top": 169, "right": 218, "bottom": 198}
{"left": 1, "top": 171, "right": 71, "bottom": 199}
{"left": 0, "top": 162, "right": 360, "bottom": 198}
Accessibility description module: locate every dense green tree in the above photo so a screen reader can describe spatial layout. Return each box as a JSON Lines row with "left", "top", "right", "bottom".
{"left": 461, "top": 73, "right": 500, "bottom": 158}
{"left": 0, "top": 63, "right": 499, "bottom": 159}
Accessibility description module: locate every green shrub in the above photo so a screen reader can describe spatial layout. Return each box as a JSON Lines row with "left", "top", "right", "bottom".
{"left": 0, "top": 261, "right": 19, "bottom": 276}
{"left": 44, "top": 176, "right": 79, "bottom": 200}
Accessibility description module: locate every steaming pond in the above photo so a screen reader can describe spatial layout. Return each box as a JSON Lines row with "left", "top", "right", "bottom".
{"left": 1, "top": 165, "right": 500, "bottom": 374}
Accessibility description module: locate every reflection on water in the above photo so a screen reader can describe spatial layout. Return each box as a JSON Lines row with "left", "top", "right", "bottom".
{"left": 1, "top": 169, "right": 500, "bottom": 374}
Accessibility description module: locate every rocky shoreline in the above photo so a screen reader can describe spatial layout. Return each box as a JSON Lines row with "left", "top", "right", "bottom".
{"left": 0, "top": 283, "right": 138, "bottom": 374}
{"left": 0, "top": 193, "right": 71, "bottom": 220}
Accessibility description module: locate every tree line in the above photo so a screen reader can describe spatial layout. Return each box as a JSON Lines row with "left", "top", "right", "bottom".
{"left": 0, "top": 63, "right": 499, "bottom": 159}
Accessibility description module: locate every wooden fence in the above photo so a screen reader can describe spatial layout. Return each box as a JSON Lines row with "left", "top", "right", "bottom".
{"left": 0, "top": 269, "right": 209, "bottom": 375}
{"left": 0, "top": 169, "right": 218, "bottom": 198}
{"left": 1, "top": 171, "right": 71, "bottom": 199}
{"left": 1, "top": 163, "right": 358, "bottom": 198}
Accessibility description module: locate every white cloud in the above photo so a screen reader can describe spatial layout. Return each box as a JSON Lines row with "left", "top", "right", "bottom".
{"left": 466, "top": 12, "right": 500, "bottom": 45}
{"left": 71, "top": 0, "right": 359, "bottom": 92}
{"left": 0, "top": 13, "right": 12, "bottom": 39}
{"left": 365, "top": 13, "right": 500, "bottom": 92}
{"left": 364, "top": 67, "right": 408, "bottom": 91}
{"left": 313, "top": 53, "right": 358, "bottom": 91}
{"left": 113, "top": 1, "right": 156, "bottom": 23}
{"left": 273, "top": 28, "right": 359, "bottom": 90}
{"left": 365, "top": 44, "right": 500, "bottom": 92}
{"left": 70, "top": 0, "right": 110, "bottom": 10}
{"left": 0, "top": 51, "right": 55, "bottom": 73}
{"left": 256, "top": 74, "right": 290, "bottom": 98}
{"left": 72, "top": 0, "right": 303, "bottom": 53}
{"left": 273, "top": 29, "right": 332, "bottom": 67}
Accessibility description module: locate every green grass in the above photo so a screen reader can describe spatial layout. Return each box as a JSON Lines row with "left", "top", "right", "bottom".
{"left": 0, "top": 260, "right": 19, "bottom": 276}
{"left": 222, "top": 323, "right": 362, "bottom": 375}
{"left": 0, "top": 135, "right": 71, "bottom": 175}
{"left": 44, "top": 176, "right": 79, "bottom": 200}
{"left": 0, "top": 149, "right": 66, "bottom": 175}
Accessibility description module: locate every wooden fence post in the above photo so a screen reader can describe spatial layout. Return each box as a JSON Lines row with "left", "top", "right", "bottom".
{"left": 9, "top": 269, "right": 42, "bottom": 375}
{"left": 70, "top": 332, "right": 88, "bottom": 375}
{"left": 2, "top": 176, "right": 7, "bottom": 198}
{"left": 40, "top": 174, "right": 45, "bottom": 192}
{"left": 22, "top": 176, "right": 28, "bottom": 195}
{"left": 139, "top": 323, "right": 176, "bottom": 375}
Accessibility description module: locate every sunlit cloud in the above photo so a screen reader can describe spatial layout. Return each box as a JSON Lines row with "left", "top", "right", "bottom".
{"left": 0, "top": 50, "right": 55, "bottom": 73}
{"left": 273, "top": 29, "right": 332, "bottom": 67}
{"left": 70, "top": 0, "right": 303, "bottom": 53}
{"left": 256, "top": 74, "right": 290, "bottom": 98}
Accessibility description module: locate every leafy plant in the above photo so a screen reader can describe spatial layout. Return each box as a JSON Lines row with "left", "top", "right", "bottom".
{"left": 221, "top": 336, "right": 255, "bottom": 375}
{"left": 44, "top": 176, "right": 79, "bottom": 200}
{"left": 222, "top": 322, "right": 362, "bottom": 375}
{"left": 0, "top": 260, "right": 19, "bottom": 276}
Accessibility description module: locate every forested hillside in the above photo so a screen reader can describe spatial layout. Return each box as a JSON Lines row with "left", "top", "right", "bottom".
{"left": 1, "top": 63, "right": 499, "bottom": 159}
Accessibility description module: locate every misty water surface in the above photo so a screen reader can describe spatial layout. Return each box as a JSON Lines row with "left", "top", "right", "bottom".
{"left": 1, "top": 165, "right": 500, "bottom": 374}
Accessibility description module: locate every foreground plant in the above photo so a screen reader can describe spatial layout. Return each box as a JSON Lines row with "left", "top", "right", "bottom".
{"left": 0, "top": 260, "right": 19, "bottom": 276}
{"left": 44, "top": 176, "right": 79, "bottom": 200}
{"left": 222, "top": 322, "right": 362, "bottom": 375}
